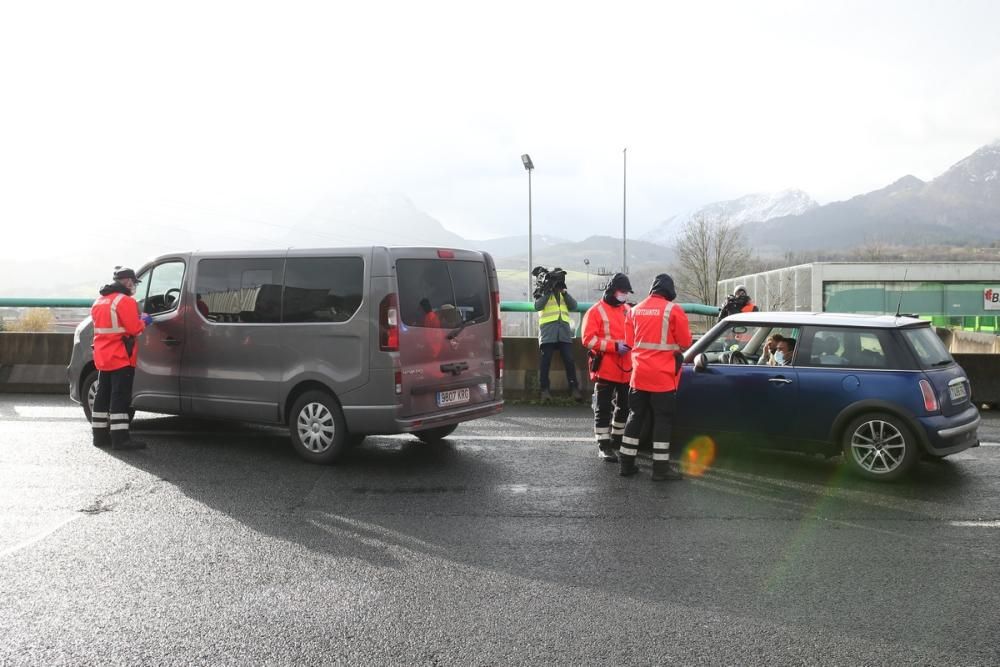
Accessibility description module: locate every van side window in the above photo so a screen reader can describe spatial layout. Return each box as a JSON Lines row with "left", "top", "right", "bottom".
{"left": 195, "top": 258, "right": 283, "bottom": 324}
{"left": 142, "top": 261, "right": 185, "bottom": 315}
{"left": 282, "top": 257, "right": 364, "bottom": 323}
{"left": 396, "top": 259, "right": 490, "bottom": 328}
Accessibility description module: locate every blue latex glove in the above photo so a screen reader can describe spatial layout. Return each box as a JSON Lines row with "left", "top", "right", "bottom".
{"left": 140, "top": 313, "right": 153, "bottom": 325}
{"left": 615, "top": 342, "right": 631, "bottom": 355}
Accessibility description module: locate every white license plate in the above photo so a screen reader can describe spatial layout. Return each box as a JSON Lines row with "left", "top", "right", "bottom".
{"left": 949, "top": 382, "right": 967, "bottom": 401}
{"left": 436, "top": 388, "right": 470, "bottom": 407}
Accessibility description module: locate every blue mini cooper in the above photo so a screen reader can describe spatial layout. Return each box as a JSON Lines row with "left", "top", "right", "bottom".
{"left": 678, "top": 313, "right": 980, "bottom": 480}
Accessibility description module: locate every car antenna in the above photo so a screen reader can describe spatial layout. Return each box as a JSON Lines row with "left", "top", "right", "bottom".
{"left": 894, "top": 268, "right": 909, "bottom": 318}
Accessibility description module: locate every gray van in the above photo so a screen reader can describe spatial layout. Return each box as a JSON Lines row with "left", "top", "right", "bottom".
{"left": 68, "top": 247, "right": 504, "bottom": 463}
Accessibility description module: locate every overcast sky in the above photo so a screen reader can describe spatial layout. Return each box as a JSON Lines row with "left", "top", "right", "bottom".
{"left": 2, "top": 0, "right": 1000, "bottom": 269}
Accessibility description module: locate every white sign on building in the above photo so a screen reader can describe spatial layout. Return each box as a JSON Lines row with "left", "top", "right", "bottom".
{"left": 984, "top": 288, "right": 1000, "bottom": 311}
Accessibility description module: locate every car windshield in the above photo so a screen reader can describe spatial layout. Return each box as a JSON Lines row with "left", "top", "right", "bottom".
{"left": 902, "top": 326, "right": 953, "bottom": 368}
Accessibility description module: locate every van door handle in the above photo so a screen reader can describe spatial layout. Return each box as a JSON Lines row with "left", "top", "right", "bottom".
{"left": 440, "top": 362, "right": 469, "bottom": 375}
{"left": 162, "top": 337, "right": 182, "bottom": 347}
{"left": 768, "top": 377, "right": 793, "bottom": 384}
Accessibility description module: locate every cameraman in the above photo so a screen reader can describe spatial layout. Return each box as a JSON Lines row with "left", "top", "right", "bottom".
{"left": 718, "top": 284, "right": 759, "bottom": 322}
{"left": 533, "top": 267, "right": 583, "bottom": 402}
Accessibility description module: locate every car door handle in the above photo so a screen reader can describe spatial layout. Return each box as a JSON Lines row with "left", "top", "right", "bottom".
{"left": 162, "top": 337, "right": 182, "bottom": 347}
{"left": 768, "top": 377, "right": 793, "bottom": 384}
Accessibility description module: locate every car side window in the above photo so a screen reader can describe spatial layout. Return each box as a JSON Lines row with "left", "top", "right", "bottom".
{"left": 142, "top": 261, "right": 185, "bottom": 315}
{"left": 195, "top": 258, "right": 284, "bottom": 324}
{"left": 701, "top": 324, "right": 771, "bottom": 364}
{"left": 801, "top": 328, "right": 890, "bottom": 369}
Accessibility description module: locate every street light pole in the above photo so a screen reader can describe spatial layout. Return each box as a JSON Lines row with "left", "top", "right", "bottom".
{"left": 521, "top": 154, "right": 535, "bottom": 332}
{"left": 622, "top": 147, "right": 627, "bottom": 274}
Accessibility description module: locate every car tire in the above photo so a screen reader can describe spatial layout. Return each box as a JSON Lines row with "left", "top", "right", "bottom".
{"left": 415, "top": 424, "right": 458, "bottom": 443}
{"left": 289, "top": 390, "right": 349, "bottom": 464}
{"left": 841, "top": 411, "right": 919, "bottom": 481}
{"left": 81, "top": 369, "right": 99, "bottom": 423}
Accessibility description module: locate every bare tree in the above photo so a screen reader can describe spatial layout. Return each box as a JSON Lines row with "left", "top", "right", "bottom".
{"left": 675, "top": 214, "right": 751, "bottom": 312}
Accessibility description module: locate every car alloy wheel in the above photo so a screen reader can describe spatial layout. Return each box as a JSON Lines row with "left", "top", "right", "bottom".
{"left": 296, "top": 402, "right": 336, "bottom": 454}
{"left": 849, "top": 418, "right": 907, "bottom": 475}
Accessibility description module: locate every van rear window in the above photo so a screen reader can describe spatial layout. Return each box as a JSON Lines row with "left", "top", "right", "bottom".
{"left": 396, "top": 259, "right": 489, "bottom": 328}
{"left": 902, "top": 327, "right": 953, "bottom": 368}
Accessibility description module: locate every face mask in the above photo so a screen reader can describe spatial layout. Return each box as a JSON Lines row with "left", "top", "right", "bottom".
{"left": 614, "top": 291, "right": 628, "bottom": 303}
{"left": 773, "top": 351, "right": 785, "bottom": 364}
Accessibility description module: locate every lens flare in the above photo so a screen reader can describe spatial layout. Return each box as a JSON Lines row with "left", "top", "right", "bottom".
{"left": 680, "top": 435, "right": 716, "bottom": 477}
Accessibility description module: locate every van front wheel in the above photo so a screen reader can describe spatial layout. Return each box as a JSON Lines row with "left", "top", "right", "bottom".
{"left": 415, "top": 424, "right": 457, "bottom": 443}
{"left": 289, "top": 391, "right": 349, "bottom": 464}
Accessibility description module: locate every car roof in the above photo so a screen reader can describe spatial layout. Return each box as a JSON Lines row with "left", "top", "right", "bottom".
{"left": 723, "top": 311, "right": 929, "bottom": 329}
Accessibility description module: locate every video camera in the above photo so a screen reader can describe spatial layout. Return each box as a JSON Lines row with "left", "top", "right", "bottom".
{"left": 531, "top": 266, "right": 567, "bottom": 300}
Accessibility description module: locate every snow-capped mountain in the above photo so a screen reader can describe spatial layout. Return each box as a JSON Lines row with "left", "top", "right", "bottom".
{"left": 641, "top": 189, "right": 818, "bottom": 246}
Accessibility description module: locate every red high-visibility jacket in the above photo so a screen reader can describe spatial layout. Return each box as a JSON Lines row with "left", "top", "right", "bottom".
{"left": 581, "top": 300, "right": 632, "bottom": 384}
{"left": 91, "top": 288, "right": 145, "bottom": 371}
{"left": 625, "top": 294, "right": 693, "bottom": 392}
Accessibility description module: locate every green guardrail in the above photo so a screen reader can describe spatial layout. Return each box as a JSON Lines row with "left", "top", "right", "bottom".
{"left": 0, "top": 298, "right": 721, "bottom": 315}
{"left": 500, "top": 301, "right": 721, "bottom": 316}
{"left": 0, "top": 298, "right": 94, "bottom": 308}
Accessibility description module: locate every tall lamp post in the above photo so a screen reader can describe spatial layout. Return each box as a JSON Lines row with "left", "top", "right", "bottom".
{"left": 622, "top": 147, "right": 627, "bottom": 274}
{"left": 521, "top": 153, "right": 535, "bottom": 331}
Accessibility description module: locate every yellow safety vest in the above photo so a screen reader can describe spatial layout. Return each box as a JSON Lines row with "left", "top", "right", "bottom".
{"left": 539, "top": 294, "right": 571, "bottom": 326}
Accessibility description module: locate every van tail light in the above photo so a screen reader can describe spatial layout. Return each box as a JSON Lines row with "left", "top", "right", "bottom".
{"left": 394, "top": 368, "right": 402, "bottom": 395}
{"left": 919, "top": 379, "right": 939, "bottom": 412}
{"left": 437, "top": 249, "right": 455, "bottom": 259}
{"left": 495, "top": 357, "right": 504, "bottom": 381}
{"left": 379, "top": 293, "right": 399, "bottom": 351}
{"left": 491, "top": 290, "right": 502, "bottom": 342}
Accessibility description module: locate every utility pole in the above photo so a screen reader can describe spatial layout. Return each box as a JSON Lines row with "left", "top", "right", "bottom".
{"left": 622, "top": 147, "right": 627, "bottom": 274}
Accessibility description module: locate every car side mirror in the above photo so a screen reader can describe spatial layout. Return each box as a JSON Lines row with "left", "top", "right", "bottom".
{"left": 694, "top": 353, "right": 708, "bottom": 371}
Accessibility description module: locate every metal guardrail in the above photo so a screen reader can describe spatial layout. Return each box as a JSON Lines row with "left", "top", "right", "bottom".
{"left": 0, "top": 298, "right": 94, "bottom": 308}
{"left": 0, "top": 298, "right": 721, "bottom": 316}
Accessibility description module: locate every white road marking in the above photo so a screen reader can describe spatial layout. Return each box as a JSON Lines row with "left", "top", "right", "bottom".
{"left": 948, "top": 520, "right": 1000, "bottom": 528}
{"left": 0, "top": 514, "right": 81, "bottom": 559}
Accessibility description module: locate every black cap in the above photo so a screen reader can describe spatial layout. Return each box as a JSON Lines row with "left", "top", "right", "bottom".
{"left": 604, "top": 272, "right": 633, "bottom": 294}
{"left": 649, "top": 273, "right": 677, "bottom": 301}
{"left": 113, "top": 266, "right": 141, "bottom": 283}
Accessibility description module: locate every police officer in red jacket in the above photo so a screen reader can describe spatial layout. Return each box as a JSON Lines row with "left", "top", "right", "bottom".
{"left": 90, "top": 267, "right": 153, "bottom": 450}
{"left": 619, "top": 274, "right": 693, "bottom": 480}
{"left": 581, "top": 273, "right": 633, "bottom": 462}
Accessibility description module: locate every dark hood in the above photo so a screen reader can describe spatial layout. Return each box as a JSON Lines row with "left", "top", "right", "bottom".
{"left": 99, "top": 282, "right": 131, "bottom": 297}
{"left": 649, "top": 274, "right": 677, "bottom": 301}
{"left": 602, "top": 272, "right": 633, "bottom": 305}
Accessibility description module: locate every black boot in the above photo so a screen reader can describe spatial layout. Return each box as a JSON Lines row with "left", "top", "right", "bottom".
{"left": 619, "top": 454, "right": 638, "bottom": 477}
{"left": 652, "top": 461, "right": 683, "bottom": 481}
{"left": 92, "top": 428, "right": 111, "bottom": 448}
{"left": 598, "top": 444, "right": 618, "bottom": 463}
{"left": 111, "top": 429, "right": 147, "bottom": 451}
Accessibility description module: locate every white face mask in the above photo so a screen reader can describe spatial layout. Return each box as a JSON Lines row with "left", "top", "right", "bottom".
{"left": 773, "top": 351, "right": 786, "bottom": 365}
{"left": 614, "top": 291, "right": 628, "bottom": 303}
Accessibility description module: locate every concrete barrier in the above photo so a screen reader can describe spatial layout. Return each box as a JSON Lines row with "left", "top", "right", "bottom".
{"left": 0, "top": 333, "right": 588, "bottom": 399}
{"left": 0, "top": 333, "right": 74, "bottom": 393}
{"left": 3, "top": 332, "right": 999, "bottom": 405}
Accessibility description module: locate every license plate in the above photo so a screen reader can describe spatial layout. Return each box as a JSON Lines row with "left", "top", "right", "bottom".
{"left": 949, "top": 382, "right": 968, "bottom": 401}
{"left": 436, "top": 388, "right": 470, "bottom": 407}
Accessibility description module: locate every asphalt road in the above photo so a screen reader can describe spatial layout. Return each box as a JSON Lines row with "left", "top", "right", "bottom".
{"left": 2, "top": 395, "right": 999, "bottom": 666}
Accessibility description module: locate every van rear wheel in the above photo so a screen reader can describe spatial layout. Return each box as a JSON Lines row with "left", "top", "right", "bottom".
{"left": 289, "top": 391, "right": 349, "bottom": 464}
{"left": 415, "top": 424, "right": 457, "bottom": 444}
